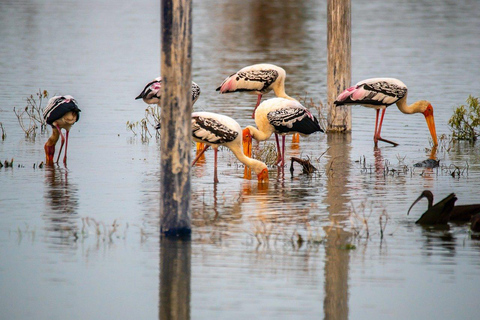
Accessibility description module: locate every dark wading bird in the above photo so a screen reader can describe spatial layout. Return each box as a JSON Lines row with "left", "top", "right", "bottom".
{"left": 43, "top": 95, "right": 81, "bottom": 165}
{"left": 334, "top": 78, "right": 438, "bottom": 147}
{"left": 242, "top": 98, "right": 323, "bottom": 167}
{"left": 191, "top": 112, "right": 269, "bottom": 184}
{"left": 407, "top": 190, "right": 480, "bottom": 225}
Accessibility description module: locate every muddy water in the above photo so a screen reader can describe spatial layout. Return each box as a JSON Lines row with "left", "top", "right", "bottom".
{"left": 1, "top": 0, "right": 480, "bottom": 319}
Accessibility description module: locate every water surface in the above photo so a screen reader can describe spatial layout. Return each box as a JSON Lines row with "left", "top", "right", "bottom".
{"left": 1, "top": 0, "right": 480, "bottom": 319}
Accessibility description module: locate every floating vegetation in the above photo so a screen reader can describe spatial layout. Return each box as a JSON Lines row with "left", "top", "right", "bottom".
{"left": 442, "top": 162, "right": 469, "bottom": 178}
{"left": 33, "top": 162, "right": 44, "bottom": 169}
{"left": 448, "top": 95, "right": 480, "bottom": 141}
{"left": 13, "top": 89, "right": 49, "bottom": 138}
{"left": 0, "top": 158, "right": 14, "bottom": 168}
{"left": 290, "top": 156, "right": 318, "bottom": 174}
{"left": 0, "top": 122, "right": 6, "bottom": 140}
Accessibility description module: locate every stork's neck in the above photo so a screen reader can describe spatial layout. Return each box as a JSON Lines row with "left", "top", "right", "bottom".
{"left": 395, "top": 96, "right": 428, "bottom": 114}
{"left": 46, "top": 126, "right": 60, "bottom": 146}
{"left": 272, "top": 77, "right": 295, "bottom": 101}
{"left": 229, "top": 144, "right": 267, "bottom": 175}
{"left": 245, "top": 125, "right": 273, "bottom": 142}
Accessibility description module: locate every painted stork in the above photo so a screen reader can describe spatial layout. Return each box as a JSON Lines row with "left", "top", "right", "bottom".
{"left": 191, "top": 112, "right": 269, "bottom": 183}
{"left": 43, "top": 95, "right": 81, "bottom": 165}
{"left": 242, "top": 98, "right": 323, "bottom": 167}
{"left": 334, "top": 78, "right": 438, "bottom": 147}
{"left": 135, "top": 77, "right": 201, "bottom": 106}
{"left": 136, "top": 77, "right": 204, "bottom": 153}
{"left": 216, "top": 64, "right": 296, "bottom": 118}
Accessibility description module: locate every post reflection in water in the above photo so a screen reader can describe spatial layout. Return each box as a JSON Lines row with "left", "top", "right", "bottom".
{"left": 159, "top": 237, "right": 191, "bottom": 320}
{"left": 323, "top": 132, "right": 352, "bottom": 320}
{"left": 43, "top": 166, "right": 79, "bottom": 241}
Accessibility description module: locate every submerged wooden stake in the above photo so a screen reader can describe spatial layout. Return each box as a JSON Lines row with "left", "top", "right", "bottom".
{"left": 160, "top": 0, "right": 192, "bottom": 237}
{"left": 327, "top": 0, "right": 352, "bottom": 132}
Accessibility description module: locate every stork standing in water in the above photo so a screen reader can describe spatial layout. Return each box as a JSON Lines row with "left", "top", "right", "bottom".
{"left": 242, "top": 98, "right": 323, "bottom": 167}
{"left": 334, "top": 78, "right": 438, "bottom": 147}
{"left": 191, "top": 112, "right": 269, "bottom": 183}
{"left": 43, "top": 95, "right": 81, "bottom": 165}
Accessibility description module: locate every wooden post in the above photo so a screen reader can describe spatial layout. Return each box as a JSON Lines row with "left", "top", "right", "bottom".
{"left": 160, "top": 0, "right": 192, "bottom": 237}
{"left": 160, "top": 237, "right": 191, "bottom": 319}
{"left": 327, "top": 0, "right": 352, "bottom": 132}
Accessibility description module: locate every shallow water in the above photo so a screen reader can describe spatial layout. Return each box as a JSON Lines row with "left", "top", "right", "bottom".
{"left": 1, "top": 0, "right": 480, "bottom": 319}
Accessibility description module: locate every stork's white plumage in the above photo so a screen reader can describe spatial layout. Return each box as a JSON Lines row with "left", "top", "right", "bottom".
{"left": 243, "top": 98, "right": 323, "bottom": 167}
{"left": 192, "top": 112, "right": 268, "bottom": 183}
{"left": 136, "top": 77, "right": 201, "bottom": 105}
{"left": 216, "top": 64, "right": 296, "bottom": 118}
{"left": 334, "top": 78, "right": 438, "bottom": 147}
{"left": 43, "top": 95, "right": 81, "bottom": 165}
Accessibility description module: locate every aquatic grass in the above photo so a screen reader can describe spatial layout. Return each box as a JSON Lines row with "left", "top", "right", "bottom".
{"left": 345, "top": 200, "right": 392, "bottom": 242}
{"left": 296, "top": 92, "right": 328, "bottom": 131}
{"left": 253, "top": 142, "right": 278, "bottom": 167}
{"left": 127, "top": 104, "right": 160, "bottom": 140}
{"left": 448, "top": 95, "right": 480, "bottom": 141}
{"left": 13, "top": 89, "right": 49, "bottom": 138}
{"left": 126, "top": 118, "right": 153, "bottom": 142}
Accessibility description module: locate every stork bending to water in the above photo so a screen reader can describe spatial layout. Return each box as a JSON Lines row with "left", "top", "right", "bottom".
{"left": 242, "top": 98, "right": 323, "bottom": 167}
{"left": 191, "top": 112, "right": 269, "bottom": 183}
{"left": 43, "top": 95, "right": 81, "bottom": 165}
{"left": 334, "top": 78, "right": 438, "bottom": 147}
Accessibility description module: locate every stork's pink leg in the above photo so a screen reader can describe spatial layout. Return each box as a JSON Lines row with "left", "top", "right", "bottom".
{"left": 63, "top": 131, "right": 70, "bottom": 164}
{"left": 376, "top": 108, "right": 399, "bottom": 147}
{"left": 252, "top": 94, "right": 263, "bottom": 119}
{"left": 275, "top": 134, "right": 282, "bottom": 165}
{"left": 192, "top": 144, "right": 209, "bottom": 166}
{"left": 55, "top": 125, "right": 65, "bottom": 164}
{"left": 214, "top": 148, "right": 219, "bottom": 183}
{"left": 374, "top": 109, "right": 380, "bottom": 146}
{"left": 281, "top": 135, "right": 286, "bottom": 167}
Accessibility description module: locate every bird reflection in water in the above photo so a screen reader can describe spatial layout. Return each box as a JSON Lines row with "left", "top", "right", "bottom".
{"left": 44, "top": 166, "right": 79, "bottom": 241}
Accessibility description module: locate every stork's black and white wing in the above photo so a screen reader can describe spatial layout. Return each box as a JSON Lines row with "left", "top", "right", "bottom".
{"left": 43, "top": 95, "right": 81, "bottom": 125}
{"left": 191, "top": 81, "right": 201, "bottom": 104}
{"left": 216, "top": 64, "right": 284, "bottom": 94}
{"left": 263, "top": 98, "right": 323, "bottom": 135}
{"left": 192, "top": 112, "right": 239, "bottom": 145}
{"left": 334, "top": 78, "right": 408, "bottom": 108}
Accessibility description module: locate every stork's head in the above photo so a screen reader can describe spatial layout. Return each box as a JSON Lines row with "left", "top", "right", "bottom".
{"left": 421, "top": 102, "right": 438, "bottom": 147}
{"left": 257, "top": 167, "right": 269, "bottom": 183}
